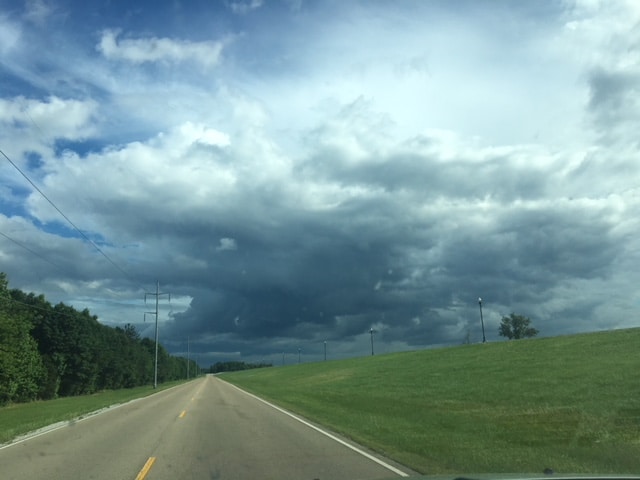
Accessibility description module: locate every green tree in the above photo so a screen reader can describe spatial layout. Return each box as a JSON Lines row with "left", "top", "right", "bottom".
{"left": 3, "top": 272, "right": 200, "bottom": 400}
{"left": 10, "top": 289, "right": 60, "bottom": 398}
{"left": 0, "top": 273, "right": 45, "bottom": 404}
{"left": 53, "top": 305, "right": 101, "bottom": 396}
{"left": 498, "top": 313, "right": 539, "bottom": 340}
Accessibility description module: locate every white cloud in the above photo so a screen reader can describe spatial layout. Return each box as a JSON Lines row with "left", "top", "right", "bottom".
{"left": 0, "top": 96, "right": 97, "bottom": 140}
{"left": 217, "top": 238, "right": 238, "bottom": 251}
{"left": 228, "top": 0, "right": 263, "bottom": 15}
{"left": 0, "top": 15, "right": 21, "bottom": 54}
{"left": 20, "top": 120, "right": 240, "bottom": 231}
{"left": 178, "top": 122, "right": 230, "bottom": 148}
{"left": 0, "top": 96, "right": 98, "bottom": 165}
{"left": 97, "top": 30, "right": 225, "bottom": 67}
{"left": 23, "top": 0, "right": 54, "bottom": 25}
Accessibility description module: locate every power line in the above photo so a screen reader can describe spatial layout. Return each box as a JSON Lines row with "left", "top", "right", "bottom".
{"left": 0, "top": 226, "right": 148, "bottom": 305}
{"left": 0, "top": 229, "right": 64, "bottom": 270}
{"left": 5, "top": 297, "right": 80, "bottom": 319}
{"left": 0, "top": 147, "right": 144, "bottom": 291}
{"left": 0, "top": 228, "right": 146, "bottom": 317}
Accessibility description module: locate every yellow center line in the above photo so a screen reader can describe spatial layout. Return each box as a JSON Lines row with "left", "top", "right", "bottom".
{"left": 134, "top": 456, "right": 156, "bottom": 480}
{"left": 179, "top": 410, "right": 187, "bottom": 418}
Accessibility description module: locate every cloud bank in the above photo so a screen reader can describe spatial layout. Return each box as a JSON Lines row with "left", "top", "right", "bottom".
{"left": 0, "top": 0, "right": 638, "bottom": 365}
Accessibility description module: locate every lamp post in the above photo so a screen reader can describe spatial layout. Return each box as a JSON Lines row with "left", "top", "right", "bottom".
{"left": 370, "top": 328, "right": 375, "bottom": 355}
{"left": 478, "top": 297, "right": 486, "bottom": 343}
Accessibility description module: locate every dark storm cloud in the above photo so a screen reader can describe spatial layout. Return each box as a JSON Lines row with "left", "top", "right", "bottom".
{"left": 167, "top": 206, "right": 412, "bottom": 341}
{"left": 164, "top": 153, "right": 623, "bottom": 354}
{"left": 584, "top": 17, "right": 640, "bottom": 145}
{"left": 588, "top": 67, "right": 640, "bottom": 142}
{"left": 149, "top": 84, "right": 628, "bottom": 353}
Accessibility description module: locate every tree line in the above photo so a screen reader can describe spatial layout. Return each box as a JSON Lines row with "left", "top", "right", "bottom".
{"left": 0, "top": 272, "right": 197, "bottom": 406}
{"left": 208, "top": 361, "right": 272, "bottom": 373}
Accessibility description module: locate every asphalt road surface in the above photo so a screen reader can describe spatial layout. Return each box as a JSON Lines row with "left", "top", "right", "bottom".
{"left": 0, "top": 375, "right": 411, "bottom": 479}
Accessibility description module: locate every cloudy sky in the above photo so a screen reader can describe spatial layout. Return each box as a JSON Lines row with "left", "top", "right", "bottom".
{"left": 1, "top": 0, "right": 639, "bottom": 365}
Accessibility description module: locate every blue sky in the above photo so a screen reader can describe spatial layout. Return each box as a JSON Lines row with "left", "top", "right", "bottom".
{"left": 1, "top": 0, "right": 639, "bottom": 365}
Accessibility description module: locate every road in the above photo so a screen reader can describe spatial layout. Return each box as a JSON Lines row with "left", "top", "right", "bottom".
{"left": 0, "top": 375, "right": 411, "bottom": 479}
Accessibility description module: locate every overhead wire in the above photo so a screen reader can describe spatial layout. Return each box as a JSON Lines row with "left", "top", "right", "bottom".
{"left": 0, "top": 147, "right": 147, "bottom": 293}
{"left": 0, "top": 225, "right": 143, "bottom": 317}
{"left": 0, "top": 229, "right": 65, "bottom": 270}
{"left": 4, "top": 296, "right": 83, "bottom": 320}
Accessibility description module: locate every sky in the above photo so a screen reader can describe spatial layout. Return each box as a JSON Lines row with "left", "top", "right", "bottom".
{"left": 1, "top": 0, "right": 639, "bottom": 366}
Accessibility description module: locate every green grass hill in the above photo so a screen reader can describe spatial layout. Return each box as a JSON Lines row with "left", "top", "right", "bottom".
{"left": 223, "top": 328, "right": 640, "bottom": 475}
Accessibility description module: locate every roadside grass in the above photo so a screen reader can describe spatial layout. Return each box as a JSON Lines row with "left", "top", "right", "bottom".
{"left": 0, "top": 379, "right": 191, "bottom": 445}
{"left": 223, "top": 329, "right": 640, "bottom": 475}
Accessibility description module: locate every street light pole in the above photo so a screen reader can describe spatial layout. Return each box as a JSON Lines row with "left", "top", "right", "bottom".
{"left": 478, "top": 297, "right": 486, "bottom": 343}
{"left": 370, "top": 328, "right": 375, "bottom": 355}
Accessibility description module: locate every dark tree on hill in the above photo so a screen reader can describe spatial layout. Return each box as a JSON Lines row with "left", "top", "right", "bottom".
{"left": 498, "top": 313, "right": 539, "bottom": 340}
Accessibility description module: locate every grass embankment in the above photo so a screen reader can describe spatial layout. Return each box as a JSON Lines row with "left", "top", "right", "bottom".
{"left": 224, "top": 329, "right": 640, "bottom": 474}
{"left": 0, "top": 379, "right": 190, "bottom": 445}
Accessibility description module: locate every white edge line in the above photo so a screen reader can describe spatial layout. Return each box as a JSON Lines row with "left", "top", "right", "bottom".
{"left": 0, "top": 381, "right": 190, "bottom": 451}
{"left": 221, "top": 379, "right": 409, "bottom": 477}
{"left": 0, "top": 398, "right": 146, "bottom": 450}
{"left": 0, "top": 401, "right": 140, "bottom": 451}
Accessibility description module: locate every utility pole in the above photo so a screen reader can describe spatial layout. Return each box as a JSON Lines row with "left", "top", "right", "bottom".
{"left": 145, "top": 280, "right": 170, "bottom": 389}
{"left": 187, "top": 336, "right": 190, "bottom": 380}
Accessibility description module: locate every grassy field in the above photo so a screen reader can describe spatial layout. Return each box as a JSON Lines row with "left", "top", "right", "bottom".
{"left": 223, "top": 329, "right": 640, "bottom": 475}
{"left": 0, "top": 379, "right": 191, "bottom": 445}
